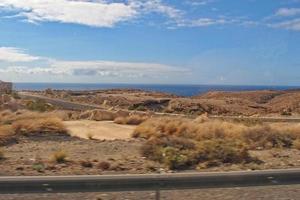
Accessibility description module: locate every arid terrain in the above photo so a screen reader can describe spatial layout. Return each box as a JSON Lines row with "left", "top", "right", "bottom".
{"left": 1, "top": 89, "right": 300, "bottom": 200}
{"left": 0, "top": 88, "right": 300, "bottom": 177}
{"left": 26, "top": 88, "right": 300, "bottom": 116}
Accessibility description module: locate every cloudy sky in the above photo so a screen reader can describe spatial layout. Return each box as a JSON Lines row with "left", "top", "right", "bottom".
{"left": 0, "top": 0, "right": 300, "bottom": 85}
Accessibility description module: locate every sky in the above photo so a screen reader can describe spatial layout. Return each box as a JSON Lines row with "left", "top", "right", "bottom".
{"left": 0, "top": 0, "right": 300, "bottom": 85}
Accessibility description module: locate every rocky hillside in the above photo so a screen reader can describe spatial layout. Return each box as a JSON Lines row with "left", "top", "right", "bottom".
{"left": 194, "top": 90, "right": 300, "bottom": 116}
{"left": 26, "top": 89, "right": 300, "bottom": 117}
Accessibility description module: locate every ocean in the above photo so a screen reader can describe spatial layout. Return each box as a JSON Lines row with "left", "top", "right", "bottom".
{"left": 14, "top": 83, "right": 300, "bottom": 97}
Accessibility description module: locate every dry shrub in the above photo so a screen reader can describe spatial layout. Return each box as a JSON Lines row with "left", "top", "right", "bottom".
{"left": 0, "top": 125, "right": 15, "bottom": 145}
{"left": 242, "top": 124, "right": 299, "bottom": 149}
{"left": 0, "top": 110, "right": 69, "bottom": 145}
{"left": 134, "top": 118, "right": 300, "bottom": 149}
{"left": 80, "top": 160, "right": 93, "bottom": 168}
{"left": 293, "top": 139, "right": 300, "bottom": 150}
{"left": 134, "top": 117, "right": 300, "bottom": 170}
{"left": 196, "top": 139, "right": 252, "bottom": 164}
{"left": 0, "top": 110, "right": 15, "bottom": 125}
{"left": 141, "top": 136, "right": 252, "bottom": 170}
{"left": 0, "top": 110, "right": 65, "bottom": 125}
{"left": 87, "top": 133, "right": 95, "bottom": 140}
{"left": 98, "top": 161, "right": 111, "bottom": 170}
{"left": 193, "top": 113, "right": 210, "bottom": 123}
{"left": 0, "top": 149, "right": 4, "bottom": 160}
{"left": 114, "top": 115, "right": 149, "bottom": 125}
{"left": 25, "top": 99, "right": 55, "bottom": 112}
{"left": 13, "top": 117, "right": 67, "bottom": 136}
{"left": 52, "top": 150, "right": 67, "bottom": 163}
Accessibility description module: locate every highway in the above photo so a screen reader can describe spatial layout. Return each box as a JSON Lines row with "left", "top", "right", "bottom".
{"left": 0, "top": 169, "right": 300, "bottom": 194}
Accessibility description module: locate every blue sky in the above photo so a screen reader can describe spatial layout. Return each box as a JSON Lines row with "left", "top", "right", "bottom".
{"left": 0, "top": 0, "right": 300, "bottom": 85}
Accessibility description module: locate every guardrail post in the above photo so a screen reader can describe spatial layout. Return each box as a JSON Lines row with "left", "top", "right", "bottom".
{"left": 155, "top": 189, "right": 160, "bottom": 200}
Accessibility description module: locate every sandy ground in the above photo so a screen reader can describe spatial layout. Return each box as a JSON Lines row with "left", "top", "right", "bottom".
{"left": 1, "top": 133, "right": 300, "bottom": 176}
{"left": 0, "top": 136, "right": 162, "bottom": 176}
{"left": 64, "top": 121, "right": 136, "bottom": 140}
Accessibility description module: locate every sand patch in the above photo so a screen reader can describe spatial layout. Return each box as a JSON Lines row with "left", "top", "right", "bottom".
{"left": 64, "top": 120, "right": 135, "bottom": 140}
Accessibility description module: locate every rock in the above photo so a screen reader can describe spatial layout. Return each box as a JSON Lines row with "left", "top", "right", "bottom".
{"left": 45, "top": 88, "right": 54, "bottom": 95}
{"left": 115, "top": 110, "right": 130, "bottom": 118}
{"left": 79, "top": 109, "right": 116, "bottom": 121}
{"left": 1, "top": 94, "right": 11, "bottom": 103}
{"left": 1, "top": 101, "right": 21, "bottom": 112}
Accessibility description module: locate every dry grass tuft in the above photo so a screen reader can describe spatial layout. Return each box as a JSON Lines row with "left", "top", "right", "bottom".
{"left": 52, "top": 150, "right": 67, "bottom": 163}
{"left": 141, "top": 136, "right": 253, "bottom": 170}
{"left": 134, "top": 117, "right": 300, "bottom": 170}
{"left": 80, "top": 160, "right": 93, "bottom": 168}
{"left": 0, "top": 110, "right": 69, "bottom": 145}
{"left": 293, "top": 139, "right": 300, "bottom": 150}
{"left": 98, "top": 161, "right": 111, "bottom": 170}
{"left": 114, "top": 115, "right": 149, "bottom": 125}
{"left": 13, "top": 117, "right": 67, "bottom": 136}
{"left": 25, "top": 99, "right": 55, "bottom": 112}
{"left": 0, "top": 149, "right": 4, "bottom": 160}
{"left": 134, "top": 118, "right": 300, "bottom": 149}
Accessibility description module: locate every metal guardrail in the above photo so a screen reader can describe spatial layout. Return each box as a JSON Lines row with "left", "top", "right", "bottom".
{"left": 0, "top": 169, "right": 300, "bottom": 199}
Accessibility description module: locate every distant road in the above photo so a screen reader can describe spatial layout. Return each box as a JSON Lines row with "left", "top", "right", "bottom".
{"left": 0, "top": 169, "right": 300, "bottom": 194}
{"left": 19, "top": 92, "right": 104, "bottom": 111}
{"left": 19, "top": 92, "right": 300, "bottom": 122}
{"left": 18, "top": 92, "right": 186, "bottom": 117}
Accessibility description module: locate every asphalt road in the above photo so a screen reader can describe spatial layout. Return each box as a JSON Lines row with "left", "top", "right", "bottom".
{"left": 1, "top": 169, "right": 300, "bottom": 194}
{"left": 1, "top": 185, "right": 300, "bottom": 200}
{"left": 19, "top": 92, "right": 104, "bottom": 111}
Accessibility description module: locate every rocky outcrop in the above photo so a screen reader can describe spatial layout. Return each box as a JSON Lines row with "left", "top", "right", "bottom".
{"left": 0, "top": 80, "right": 12, "bottom": 94}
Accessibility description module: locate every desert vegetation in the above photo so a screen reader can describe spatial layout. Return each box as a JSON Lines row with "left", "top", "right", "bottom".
{"left": 25, "top": 99, "right": 55, "bottom": 112}
{"left": 133, "top": 116, "right": 300, "bottom": 170}
{"left": 52, "top": 150, "right": 68, "bottom": 163}
{"left": 0, "top": 110, "right": 68, "bottom": 145}
{"left": 114, "top": 115, "right": 149, "bottom": 125}
{"left": 0, "top": 149, "right": 4, "bottom": 160}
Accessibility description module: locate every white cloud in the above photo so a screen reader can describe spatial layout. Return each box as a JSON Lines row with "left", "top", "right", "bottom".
{"left": 0, "top": 47, "right": 189, "bottom": 79}
{"left": 130, "top": 0, "right": 183, "bottom": 20}
{"left": 0, "top": 47, "right": 40, "bottom": 62}
{"left": 180, "top": 18, "right": 227, "bottom": 27}
{"left": 0, "top": 60, "right": 188, "bottom": 78}
{"left": 0, "top": 0, "right": 183, "bottom": 28}
{"left": 0, "top": 0, "right": 234, "bottom": 28}
{"left": 132, "top": 0, "right": 229, "bottom": 27}
{"left": 185, "top": 0, "right": 215, "bottom": 6}
{"left": 266, "top": 7, "right": 300, "bottom": 31}
{"left": 270, "top": 18, "right": 300, "bottom": 31}
{"left": 275, "top": 8, "right": 300, "bottom": 17}
{"left": 48, "top": 60, "right": 189, "bottom": 77}
{"left": 0, "top": 0, "right": 137, "bottom": 27}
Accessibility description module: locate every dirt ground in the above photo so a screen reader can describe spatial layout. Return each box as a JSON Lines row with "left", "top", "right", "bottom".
{"left": 1, "top": 133, "right": 300, "bottom": 176}
{"left": 65, "top": 120, "right": 135, "bottom": 140}
{"left": 0, "top": 135, "right": 163, "bottom": 176}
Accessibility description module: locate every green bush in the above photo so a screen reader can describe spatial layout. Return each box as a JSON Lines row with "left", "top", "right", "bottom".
{"left": 26, "top": 99, "right": 55, "bottom": 112}
{"left": 141, "top": 136, "right": 253, "bottom": 170}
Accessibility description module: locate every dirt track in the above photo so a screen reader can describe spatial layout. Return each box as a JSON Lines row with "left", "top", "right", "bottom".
{"left": 65, "top": 120, "right": 135, "bottom": 140}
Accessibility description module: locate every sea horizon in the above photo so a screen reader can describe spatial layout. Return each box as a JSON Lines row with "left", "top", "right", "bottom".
{"left": 13, "top": 82, "right": 300, "bottom": 97}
